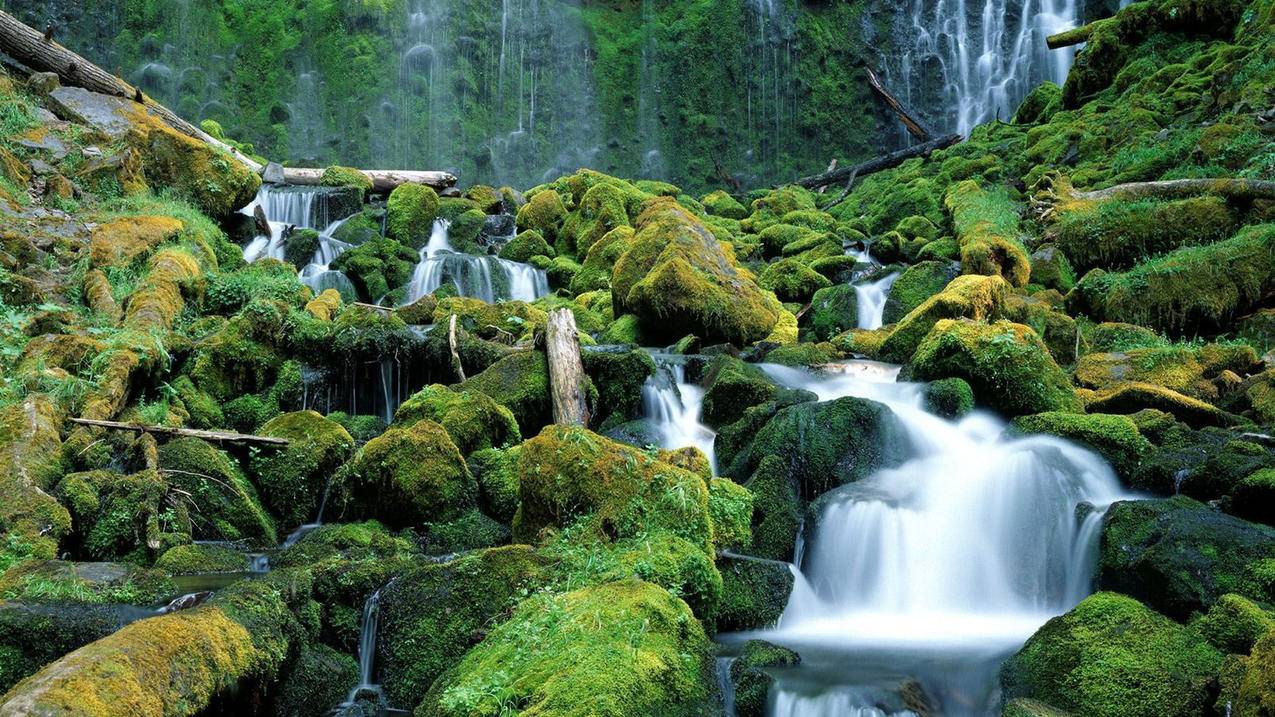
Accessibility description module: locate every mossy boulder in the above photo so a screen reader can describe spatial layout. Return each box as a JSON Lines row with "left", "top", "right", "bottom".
{"left": 513, "top": 426, "right": 712, "bottom": 549}
{"left": 273, "top": 642, "right": 359, "bottom": 717}
{"left": 1193, "top": 593, "right": 1275, "bottom": 655}
{"left": 1099, "top": 497, "right": 1275, "bottom": 619}
{"left": 154, "top": 544, "right": 249, "bottom": 574}
{"left": 707, "top": 478, "right": 753, "bottom": 553}
{"left": 385, "top": 183, "right": 439, "bottom": 248}
{"left": 740, "top": 454, "right": 804, "bottom": 562}
{"left": 701, "top": 356, "right": 777, "bottom": 429}
{"left": 498, "top": 230, "right": 553, "bottom": 263}
{"left": 731, "top": 640, "right": 801, "bottom": 717}
{"left": 343, "top": 419, "right": 477, "bottom": 528}
{"left": 378, "top": 545, "right": 549, "bottom": 708}
{"left": 1009, "top": 412, "right": 1152, "bottom": 478}
{"left": 612, "top": 199, "right": 779, "bottom": 346}
{"left": 1000, "top": 592, "right": 1223, "bottom": 717}
{"left": 944, "top": 180, "right": 1031, "bottom": 288}
{"left": 1050, "top": 195, "right": 1238, "bottom": 273}
{"left": 759, "top": 259, "right": 832, "bottom": 303}
{"left": 320, "top": 166, "right": 373, "bottom": 196}
{"left": 0, "top": 603, "right": 125, "bottom": 694}
{"left": 393, "top": 384, "right": 521, "bottom": 455}
{"left": 909, "top": 319, "right": 1081, "bottom": 417}
{"left": 88, "top": 216, "right": 184, "bottom": 268}
{"left": 1229, "top": 469, "right": 1275, "bottom": 526}
{"left": 515, "top": 189, "right": 567, "bottom": 241}
{"left": 1029, "top": 244, "right": 1076, "bottom": 292}
{"left": 250, "top": 411, "right": 355, "bottom": 531}
{"left": 717, "top": 555, "right": 795, "bottom": 633}
{"left": 581, "top": 348, "right": 656, "bottom": 432}
{"left": 330, "top": 237, "right": 419, "bottom": 303}
{"left": 1081, "top": 382, "right": 1238, "bottom": 428}
{"left": 924, "top": 377, "right": 975, "bottom": 419}
{"left": 466, "top": 448, "right": 521, "bottom": 523}
{"left": 132, "top": 110, "right": 260, "bottom": 218}
{"left": 0, "top": 396, "right": 71, "bottom": 558}
{"left": 1085, "top": 322, "right": 1168, "bottom": 354}
{"left": 1074, "top": 343, "right": 1260, "bottom": 400}
{"left": 878, "top": 274, "right": 1010, "bottom": 363}
{"left": 457, "top": 350, "right": 551, "bottom": 436}
{"left": 157, "top": 438, "right": 276, "bottom": 544}
{"left": 882, "top": 260, "right": 960, "bottom": 326}
{"left": 0, "top": 560, "right": 173, "bottom": 606}
{"left": 701, "top": 190, "right": 748, "bottom": 220}
{"left": 807, "top": 284, "right": 858, "bottom": 342}
{"left": 561, "top": 182, "right": 632, "bottom": 256}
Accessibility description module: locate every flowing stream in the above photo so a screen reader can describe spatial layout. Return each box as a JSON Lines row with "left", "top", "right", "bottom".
{"left": 239, "top": 185, "right": 359, "bottom": 300}
{"left": 742, "top": 362, "right": 1127, "bottom": 715}
{"left": 640, "top": 353, "right": 718, "bottom": 473}
{"left": 855, "top": 272, "right": 900, "bottom": 331}
{"left": 405, "top": 220, "right": 549, "bottom": 304}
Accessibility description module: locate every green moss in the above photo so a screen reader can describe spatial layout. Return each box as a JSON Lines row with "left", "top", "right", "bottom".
{"left": 320, "top": 165, "right": 373, "bottom": 197}
{"left": 716, "top": 555, "right": 795, "bottom": 633}
{"left": 1001, "top": 592, "right": 1223, "bottom": 717}
{"left": 561, "top": 181, "right": 633, "bottom": 257}
{"left": 582, "top": 348, "right": 656, "bottom": 432}
{"left": 1229, "top": 469, "right": 1275, "bottom": 526}
{"left": 1051, "top": 195, "right": 1238, "bottom": 273}
{"left": 394, "top": 384, "right": 521, "bottom": 455}
{"left": 458, "top": 349, "right": 551, "bottom": 436}
{"left": 499, "top": 230, "right": 554, "bottom": 262}
{"left": 0, "top": 602, "right": 124, "bottom": 694}
{"left": 467, "top": 447, "right": 521, "bottom": 523}
{"left": 1085, "top": 322, "right": 1169, "bottom": 353}
{"left": 1029, "top": 244, "right": 1076, "bottom": 293}
{"left": 806, "top": 284, "right": 857, "bottom": 341}
{"left": 1221, "top": 629, "right": 1275, "bottom": 716}
{"left": 702, "top": 356, "right": 777, "bottom": 429}
{"left": 924, "top": 377, "right": 975, "bottom": 419}
{"left": 330, "top": 237, "right": 419, "bottom": 303}
{"left": 418, "top": 509, "right": 510, "bottom": 556}
{"left": 274, "top": 520, "right": 415, "bottom": 569}
{"left": 1192, "top": 593, "right": 1275, "bottom": 655}
{"left": 155, "top": 543, "right": 249, "bottom": 574}
{"left": 878, "top": 274, "right": 1011, "bottom": 363}
{"left": 1074, "top": 342, "right": 1259, "bottom": 399}
{"left": 1010, "top": 412, "right": 1152, "bottom": 478}
{"left": 910, "top": 319, "right": 1082, "bottom": 417}
{"left": 0, "top": 560, "right": 174, "bottom": 606}
{"left": 741, "top": 455, "right": 803, "bottom": 563}
{"left": 1070, "top": 224, "right": 1275, "bottom": 336}
{"left": 158, "top": 438, "right": 276, "bottom": 544}
{"left": 250, "top": 411, "right": 355, "bottom": 531}
{"left": 56, "top": 469, "right": 181, "bottom": 564}
{"left": 419, "top": 580, "right": 713, "bottom": 717}
{"left": 708, "top": 478, "right": 753, "bottom": 553}
{"left": 944, "top": 180, "right": 1031, "bottom": 288}
{"left": 732, "top": 639, "right": 801, "bottom": 717}
{"left": 1099, "top": 497, "right": 1275, "bottom": 619}
{"left": 344, "top": 419, "right": 477, "bottom": 528}
{"left": 701, "top": 190, "right": 748, "bottom": 220}
{"left": 385, "top": 183, "right": 440, "bottom": 248}
{"left": 1081, "top": 381, "right": 1239, "bottom": 429}
{"left": 273, "top": 642, "right": 359, "bottom": 717}
{"left": 516, "top": 189, "right": 567, "bottom": 241}
{"left": 0, "top": 396, "right": 71, "bottom": 556}
{"left": 881, "top": 261, "right": 959, "bottom": 326}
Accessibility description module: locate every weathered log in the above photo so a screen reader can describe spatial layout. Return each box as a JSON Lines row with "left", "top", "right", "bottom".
{"left": 448, "top": 313, "right": 466, "bottom": 383}
{"left": 545, "top": 309, "right": 589, "bottom": 427}
{"left": 1073, "top": 178, "right": 1275, "bottom": 203}
{"left": 353, "top": 301, "right": 394, "bottom": 313}
{"left": 792, "top": 134, "right": 962, "bottom": 190}
{"left": 865, "top": 66, "right": 932, "bottom": 141}
{"left": 815, "top": 159, "right": 837, "bottom": 194}
{"left": 0, "top": 10, "right": 263, "bottom": 173}
{"left": 279, "top": 166, "right": 457, "bottom": 192}
{"left": 1047, "top": 23, "right": 1096, "bottom": 49}
{"left": 67, "top": 418, "right": 289, "bottom": 447}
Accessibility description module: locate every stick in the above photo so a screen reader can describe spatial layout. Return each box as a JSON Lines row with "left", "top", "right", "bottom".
{"left": 545, "top": 309, "right": 589, "bottom": 426}
{"left": 820, "top": 167, "right": 860, "bottom": 211}
{"left": 865, "top": 66, "right": 932, "bottom": 141}
{"left": 67, "top": 418, "right": 289, "bottom": 447}
{"left": 791, "top": 134, "right": 961, "bottom": 190}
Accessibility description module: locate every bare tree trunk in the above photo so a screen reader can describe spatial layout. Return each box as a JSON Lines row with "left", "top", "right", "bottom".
{"left": 1074, "top": 178, "right": 1275, "bottom": 202}
{"left": 67, "top": 417, "right": 289, "bottom": 447}
{"left": 792, "top": 134, "right": 961, "bottom": 190}
{"left": 279, "top": 167, "right": 456, "bottom": 192}
{"left": 545, "top": 309, "right": 589, "bottom": 427}
{"left": 865, "top": 66, "right": 932, "bottom": 141}
{"left": 448, "top": 314, "right": 466, "bottom": 383}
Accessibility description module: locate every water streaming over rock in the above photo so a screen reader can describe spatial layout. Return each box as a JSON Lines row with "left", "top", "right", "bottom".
{"left": 339, "top": 587, "right": 386, "bottom": 711}
{"left": 886, "top": 0, "right": 1080, "bottom": 137}
{"left": 405, "top": 220, "right": 549, "bottom": 305}
{"left": 733, "top": 361, "right": 1128, "bottom": 715}
{"left": 239, "top": 185, "right": 361, "bottom": 299}
{"left": 855, "top": 272, "right": 900, "bottom": 330}
{"left": 639, "top": 354, "right": 718, "bottom": 473}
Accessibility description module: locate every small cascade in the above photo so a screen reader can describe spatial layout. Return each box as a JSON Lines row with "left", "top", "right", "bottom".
{"left": 743, "top": 361, "right": 1129, "bottom": 715}
{"left": 717, "top": 656, "right": 738, "bottom": 717}
{"left": 239, "top": 185, "right": 362, "bottom": 298}
{"left": 342, "top": 588, "right": 385, "bottom": 709}
{"left": 887, "top": 0, "right": 1080, "bottom": 137}
{"left": 405, "top": 220, "right": 549, "bottom": 304}
{"left": 640, "top": 355, "right": 717, "bottom": 472}
{"left": 855, "top": 272, "right": 900, "bottom": 330}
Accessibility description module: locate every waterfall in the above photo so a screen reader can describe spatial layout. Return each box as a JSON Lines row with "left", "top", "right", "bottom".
{"left": 888, "top": 0, "right": 1079, "bottom": 137}
{"left": 342, "top": 588, "right": 385, "bottom": 708}
{"left": 405, "top": 221, "right": 550, "bottom": 305}
{"left": 743, "top": 361, "right": 1128, "bottom": 715}
{"left": 239, "top": 185, "right": 360, "bottom": 299}
{"left": 640, "top": 355, "right": 717, "bottom": 473}
{"left": 855, "top": 272, "right": 900, "bottom": 330}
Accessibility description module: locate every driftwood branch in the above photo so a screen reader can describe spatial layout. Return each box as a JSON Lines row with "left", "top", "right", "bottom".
{"left": 0, "top": 10, "right": 262, "bottom": 173}
{"left": 545, "top": 309, "right": 589, "bottom": 427}
{"left": 865, "top": 66, "right": 932, "bottom": 141}
{"left": 278, "top": 167, "right": 456, "bottom": 192}
{"left": 448, "top": 314, "right": 466, "bottom": 383}
{"left": 1074, "top": 178, "right": 1275, "bottom": 203}
{"left": 67, "top": 418, "right": 288, "bottom": 447}
{"left": 820, "top": 167, "right": 860, "bottom": 212}
{"left": 792, "top": 134, "right": 961, "bottom": 190}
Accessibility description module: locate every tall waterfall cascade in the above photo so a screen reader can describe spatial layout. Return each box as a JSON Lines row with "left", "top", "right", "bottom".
{"left": 404, "top": 221, "right": 550, "bottom": 305}
{"left": 886, "top": 0, "right": 1080, "bottom": 137}
{"left": 639, "top": 354, "right": 718, "bottom": 473}
{"left": 743, "top": 362, "right": 1128, "bottom": 715}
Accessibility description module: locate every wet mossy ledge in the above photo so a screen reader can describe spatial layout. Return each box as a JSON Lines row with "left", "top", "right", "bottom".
{"left": 0, "top": 0, "right": 1272, "bottom": 714}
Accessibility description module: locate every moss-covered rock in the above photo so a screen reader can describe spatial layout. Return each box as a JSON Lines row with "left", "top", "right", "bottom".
{"left": 393, "top": 384, "right": 520, "bottom": 455}
{"left": 701, "top": 190, "right": 748, "bottom": 220}
{"left": 581, "top": 348, "right": 656, "bottom": 432}
{"left": 1029, "top": 244, "right": 1076, "bottom": 292}
{"left": 924, "top": 377, "right": 975, "bottom": 419}
{"left": 466, "top": 448, "right": 521, "bottom": 523}
{"left": 882, "top": 260, "right": 960, "bottom": 326}
{"left": 384, "top": 183, "right": 440, "bottom": 249}
{"left": 457, "top": 350, "right": 551, "bottom": 436}
{"left": 157, "top": 438, "right": 276, "bottom": 544}
{"left": 1051, "top": 195, "right": 1239, "bottom": 274}
{"left": 1099, "top": 497, "right": 1275, "bottom": 619}
{"left": 0, "top": 602, "right": 126, "bottom": 695}
{"left": 731, "top": 639, "right": 801, "bottom": 717}
{"left": 0, "top": 560, "right": 173, "bottom": 606}
{"left": 498, "top": 230, "right": 553, "bottom": 263}
{"left": 1192, "top": 593, "right": 1275, "bottom": 655}
{"left": 909, "top": 319, "right": 1081, "bottom": 417}
{"left": 378, "top": 545, "right": 549, "bottom": 708}
{"left": 330, "top": 237, "right": 419, "bottom": 303}
{"left": 1074, "top": 343, "right": 1260, "bottom": 400}
{"left": 759, "top": 259, "right": 832, "bottom": 303}
{"left": 417, "top": 580, "right": 713, "bottom": 717}
{"left": 716, "top": 554, "right": 795, "bottom": 633}
{"left": 741, "top": 454, "right": 803, "bottom": 563}
{"left": 88, "top": 216, "right": 184, "bottom": 268}
{"left": 154, "top": 544, "right": 249, "bottom": 574}
{"left": 1081, "top": 381, "right": 1239, "bottom": 428}
{"left": 515, "top": 189, "right": 567, "bottom": 241}
{"left": 0, "top": 396, "right": 71, "bottom": 558}
{"left": 944, "top": 180, "right": 1031, "bottom": 288}
{"left": 612, "top": 199, "right": 779, "bottom": 346}
{"left": 807, "top": 284, "right": 858, "bottom": 342}
{"left": 273, "top": 642, "right": 359, "bottom": 717}
{"left": 130, "top": 108, "right": 260, "bottom": 218}
{"left": 878, "top": 274, "right": 1010, "bottom": 363}
{"left": 1000, "top": 591, "right": 1223, "bottom": 717}
{"left": 250, "top": 411, "right": 355, "bottom": 531}
{"left": 344, "top": 419, "right": 476, "bottom": 528}
{"left": 702, "top": 356, "right": 776, "bottom": 429}
{"left": 1009, "top": 412, "right": 1152, "bottom": 478}
{"left": 708, "top": 478, "right": 753, "bottom": 553}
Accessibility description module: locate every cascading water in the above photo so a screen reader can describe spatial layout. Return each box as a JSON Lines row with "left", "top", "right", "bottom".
{"left": 340, "top": 588, "right": 386, "bottom": 711}
{"left": 736, "top": 361, "right": 1128, "bottom": 715}
{"left": 239, "top": 185, "right": 360, "bottom": 299}
{"left": 855, "top": 272, "right": 900, "bottom": 331}
{"left": 887, "top": 0, "right": 1080, "bottom": 137}
{"left": 640, "top": 354, "right": 717, "bottom": 472}
{"left": 405, "top": 220, "right": 550, "bottom": 304}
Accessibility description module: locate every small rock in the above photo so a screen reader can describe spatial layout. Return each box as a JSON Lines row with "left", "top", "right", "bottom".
{"left": 262, "top": 161, "right": 286, "bottom": 185}
{"left": 25, "top": 72, "right": 59, "bottom": 95}
{"left": 82, "top": 146, "right": 103, "bottom": 158}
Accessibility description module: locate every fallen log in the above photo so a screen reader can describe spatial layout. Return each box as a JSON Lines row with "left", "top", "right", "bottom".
{"left": 865, "top": 66, "right": 932, "bottom": 141}
{"left": 448, "top": 313, "right": 466, "bottom": 383}
{"left": 792, "top": 133, "right": 961, "bottom": 190}
{"left": 279, "top": 166, "right": 457, "bottom": 192}
{"left": 67, "top": 418, "right": 289, "bottom": 447}
{"left": 545, "top": 309, "right": 589, "bottom": 427}
{"left": 0, "top": 10, "right": 263, "bottom": 173}
{"left": 1047, "top": 23, "right": 1096, "bottom": 49}
{"left": 816, "top": 159, "right": 837, "bottom": 194}
{"left": 353, "top": 301, "right": 395, "bottom": 313}
{"left": 1073, "top": 178, "right": 1275, "bottom": 203}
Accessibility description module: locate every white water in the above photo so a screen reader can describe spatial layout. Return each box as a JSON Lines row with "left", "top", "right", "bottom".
{"left": 640, "top": 356, "right": 718, "bottom": 473}
{"left": 891, "top": 0, "right": 1080, "bottom": 136}
{"left": 343, "top": 588, "right": 384, "bottom": 707}
{"left": 744, "top": 362, "right": 1127, "bottom": 715}
{"left": 855, "top": 272, "right": 900, "bottom": 330}
{"left": 404, "top": 220, "right": 549, "bottom": 304}
{"left": 239, "top": 185, "right": 359, "bottom": 298}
